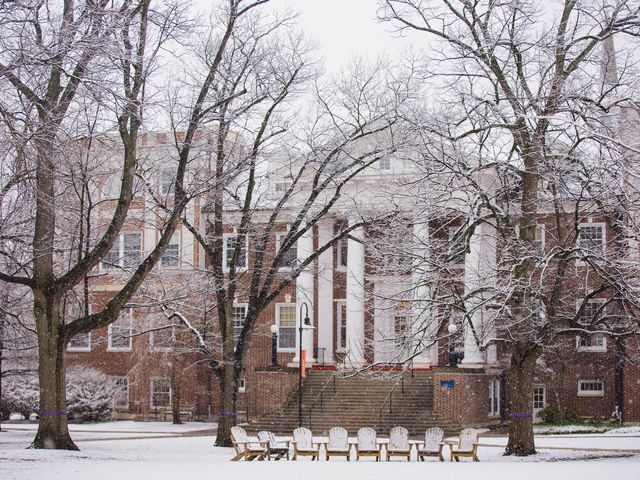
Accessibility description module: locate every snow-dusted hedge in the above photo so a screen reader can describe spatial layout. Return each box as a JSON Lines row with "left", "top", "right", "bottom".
{"left": 1, "top": 367, "right": 119, "bottom": 422}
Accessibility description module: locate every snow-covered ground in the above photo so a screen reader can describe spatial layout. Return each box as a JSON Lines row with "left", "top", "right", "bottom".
{"left": 0, "top": 424, "right": 638, "bottom": 480}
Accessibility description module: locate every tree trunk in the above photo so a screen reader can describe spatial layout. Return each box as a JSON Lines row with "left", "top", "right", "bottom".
{"left": 30, "top": 292, "right": 77, "bottom": 450}
{"left": 505, "top": 351, "right": 537, "bottom": 455}
{"left": 170, "top": 364, "right": 182, "bottom": 425}
{"left": 214, "top": 361, "right": 238, "bottom": 447}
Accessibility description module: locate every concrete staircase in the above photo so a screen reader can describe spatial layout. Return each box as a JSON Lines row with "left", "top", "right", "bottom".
{"left": 246, "top": 370, "right": 460, "bottom": 437}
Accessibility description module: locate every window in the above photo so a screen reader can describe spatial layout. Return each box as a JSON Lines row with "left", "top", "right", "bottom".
{"left": 151, "top": 378, "right": 171, "bottom": 407}
{"left": 533, "top": 225, "right": 545, "bottom": 252}
{"left": 276, "top": 233, "right": 297, "bottom": 269}
{"left": 488, "top": 379, "right": 500, "bottom": 417}
{"left": 66, "top": 301, "right": 91, "bottom": 352}
{"left": 577, "top": 333, "right": 607, "bottom": 352}
{"left": 337, "top": 239, "right": 348, "bottom": 270}
{"left": 159, "top": 170, "right": 174, "bottom": 194}
{"left": 447, "top": 226, "right": 465, "bottom": 264}
{"left": 274, "top": 181, "right": 289, "bottom": 194}
{"left": 578, "top": 224, "right": 605, "bottom": 253}
{"left": 337, "top": 301, "right": 347, "bottom": 351}
{"left": 232, "top": 304, "right": 247, "bottom": 349}
{"left": 101, "top": 233, "right": 142, "bottom": 270}
{"left": 379, "top": 158, "right": 391, "bottom": 170}
{"left": 108, "top": 308, "right": 133, "bottom": 351}
{"left": 150, "top": 323, "right": 174, "bottom": 350}
{"left": 533, "top": 384, "right": 545, "bottom": 410}
{"left": 578, "top": 298, "right": 605, "bottom": 325}
{"left": 113, "top": 377, "right": 129, "bottom": 410}
{"left": 224, "top": 234, "right": 248, "bottom": 270}
{"left": 160, "top": 232, "right": 180, "bottom": 268}
{"left": 276, "top": 304, "right": 296, "bottom": 351}
{"left": 578, "top": 379, "right": 604, "bottom": 397}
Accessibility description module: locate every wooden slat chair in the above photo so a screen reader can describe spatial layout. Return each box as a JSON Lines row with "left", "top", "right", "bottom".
{"left": 258, "top": 430, "right": 290, "bottom": 460}
{"left": 291, "top": 427, "right": 321, "bottom": 460}
{"left": 387, "top": 426, "right": 411, "bottom": 461}
{"left": 450, "top": 428, "right": 480, "bottom": 462}
{"left": 417, "top": 427, "right": 445, "bottom": 461}
{"left": 230, "top": 426, "right": 268, "bottom": 461}
{"left": 355, "top": 427, "right": 381, "bottom": 461}
{"left": 326, "top": 427, "right": 351, "bottom": 461}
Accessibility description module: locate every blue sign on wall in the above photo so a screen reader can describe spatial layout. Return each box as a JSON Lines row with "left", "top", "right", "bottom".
{"left": 440, "top": 380, "right": 455, "bottom": 388}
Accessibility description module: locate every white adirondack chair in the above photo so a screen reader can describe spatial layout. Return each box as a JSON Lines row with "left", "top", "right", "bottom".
{"left": 257, "top": 430, "right": 290, "bottom": 460}
{"left": 417, "top": 427, "right": 445, "bottom": 461}
{"left": 326, "top": 427, "right": 351, "bottom": 460}
{"left": 450, "top": 428, "right": 480, "bottom": 462}
{"left": 356, "top": 427, "right": 381, "bottom": 461}
{"left": 387, "top": 426, "right": 411, "bottom": 461}
{"left": 292, "top": 427, "right": 321, "bottom": 460}
{"left": 230, "top": 426, "right": 268, "bottom": 461}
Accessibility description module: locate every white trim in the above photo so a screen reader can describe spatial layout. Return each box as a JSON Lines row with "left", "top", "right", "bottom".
{"left": 100, "top": 232, "right": 142, "bottom": 271}
{"left": 149, "top": 325, "right": 174, "bottom": 351}
{"left": 533, "top": 384, "right": 546, "bottom": 410}
{"left": 67, "top": 332, "right": 91, "bottom": 352}
{"left": 160, "top": 230, "right": 181, "bottom": 269}
{"left": 108, "top": 308, "right": 133, "bottom": 352}
{"left": 113, "top": 376, "right": 129, "bottom": 410}
{"left": 577, "top": 222, "right": 606, "bottom": 255}
{"left": 223, "top": 233, "right": 248, "bottom": 272}
{"left": 578, "top": 379, "right": 604, "bottom": 397}
{"left": 275, "top": 303, "right": 297, "bottom": 352}
{"left": 488, "top": 378, "right": 500, "bottom": 417}
{"left": 336, "top": 300, "right": 347, "bottom": 352}
{"left": 150, "top": 377, "right": 172, "bottom": 408}
{"left": 576, "top": 333, "right": 607, "bottom": 352}
{"left": 275, "top": 232, "right": 296, "bottom": 271}
{"left": 238, "top": 375, "right": 246, "bottom": 393}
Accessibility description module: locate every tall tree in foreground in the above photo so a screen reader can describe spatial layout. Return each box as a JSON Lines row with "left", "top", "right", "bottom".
{"left": 382, "top": 0, "right": 640, "bottom": 455}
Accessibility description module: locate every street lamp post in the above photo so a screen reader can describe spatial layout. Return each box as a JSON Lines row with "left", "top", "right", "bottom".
{"left": 298, "top": 302, "right": 312, "bottom": 427}
{"left": 270, "top": 324, "right": 279, "bottom": 367}
{"left": 447, "top": 323, "right": 459, "bottom": 367}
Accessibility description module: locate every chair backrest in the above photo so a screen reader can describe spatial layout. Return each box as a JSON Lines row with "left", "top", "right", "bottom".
{"left": 357, "top": 427, "right": 377, "bottom": 450}
{"left": 257, "top": 430, "right": 276, "bottom": 448}
{"left": 423, "top": 427, "right": 444, "bottom": 451}
{"left": 458, "top": 428, "right": 478, "bottom": 451}
{"left": 389, "top": 426, "right": 409, "bottom": 450}
{"left": 328, "top": 427, "right": 349, "bottom": 450}
{"left": 231, "top": 426, "right": 248, "bottom": 452}
{"left": 293, "top": 427, "right": 313, "bottom": 449}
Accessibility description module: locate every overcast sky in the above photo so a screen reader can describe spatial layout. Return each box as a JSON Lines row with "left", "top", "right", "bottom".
{"left": 264, "top": 0, "right": 421, "bottom": 73}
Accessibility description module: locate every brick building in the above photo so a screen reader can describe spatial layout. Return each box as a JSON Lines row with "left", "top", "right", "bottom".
{"left": 64, "top": 130, "right": 640, "bottom": 430}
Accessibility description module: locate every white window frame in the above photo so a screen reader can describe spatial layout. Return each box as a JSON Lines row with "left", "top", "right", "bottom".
{"left": 577, "top": 222, "right": 606, "bottom": 255}
{"left": 160, "top": 231, "right": 181, "bottom": 268}
{"left": 101, "top": 232, "right": 142, "bottom": 271}
{"left": 575, "top": 298, "right": 607, "bottom": 352}
{"left": 113, "top": 376, "right": 129, "bottom": 410}
{"left": 533, "top": 224, "right": 545, "bottom": 252}
{"left": 223, "top": 233, "right": 248, "bottom": 271}
{"left": 488, "top": 378, "right": 501, "bottom": 417}
{"left": 533, "top": 384, "right": 546, "bottom": 410}
{"left": 108, "top": 308, "right": 133, "bottom": 352}
{"left": 66, "top": 303, "right": 92, "bottom": 352}
{"left": 379, "top": 157, "right": 391, "bottom": 170}
{"left": 578, "top": 379, "right": 604, "bottom": 397}
{"left": 337, "top": 238, "right": 348, "bottom": 272}
{"left": 447, "top": 226, "right": 465, "bottom": 265}
{"left": 576, "top": 333, "right": 607, "bottom": 352}
{"left": 159, "top": 170, "right": 174, "bottom": 195}
{"left": 276, "top": 303, "right": 297, "bottom": 352}
{"left": 238, "top": 375, "right": 246, "bottom": 393}
{"left": 232, "top": 303, "right": 248, "bottom": 350}
{"left": 275, "top": 233, "right": 297, "bottom": 271}
{"left": 150, "top": 377, "right": 172, "bottom": 408}
{"left": 336, "top": 300, "right": 347, "bottom": 352}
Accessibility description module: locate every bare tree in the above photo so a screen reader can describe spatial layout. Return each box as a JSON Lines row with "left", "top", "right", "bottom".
{"left": 380, "top": 0, "right": 640, "bottom": 455}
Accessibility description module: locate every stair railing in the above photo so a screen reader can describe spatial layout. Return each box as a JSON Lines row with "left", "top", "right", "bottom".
{"left": 307, "top": 373, "right": 338, "bottom": 429}
{"left": 377, "top": 375, "right": 405, "bottom": 429}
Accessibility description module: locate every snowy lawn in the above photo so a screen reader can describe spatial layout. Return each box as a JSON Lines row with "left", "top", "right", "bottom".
{"left": 0, "top": 425, "right": 639, "bottom": 480}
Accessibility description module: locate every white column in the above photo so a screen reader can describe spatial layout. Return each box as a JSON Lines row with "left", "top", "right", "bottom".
{"left": 460, "top": 219, "right": 497, "bottom": 368}
{"left": 412, "top": 220, "right": 437, "bottom": 366}
{"left": 295, "top": 227, "right": 315, "bottom": 362}
{"left": 346, "top": 223, "right": 365, "bottom": 367}
{"left": 317, "top": 219, "right": 334, "bottom": 364}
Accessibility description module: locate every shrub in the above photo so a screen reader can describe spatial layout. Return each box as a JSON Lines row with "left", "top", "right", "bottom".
{"left": 66, "top": 366, "right": 118, "bottom": 422}
{"left": 537, "top": 407, "right": 562, "bottom": 424}
{"left": 563, "top": 408, "right": 580, "bottom": 424}
{"left": 1, "top": 375, "right": 39, "bottom": 419}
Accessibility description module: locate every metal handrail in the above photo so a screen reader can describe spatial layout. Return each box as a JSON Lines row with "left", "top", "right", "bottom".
{"left": 377, "top": 375, "right": 405, "bottom": 428}
{"left": 307, "top": 372, "right": 338, "bottom": 429}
